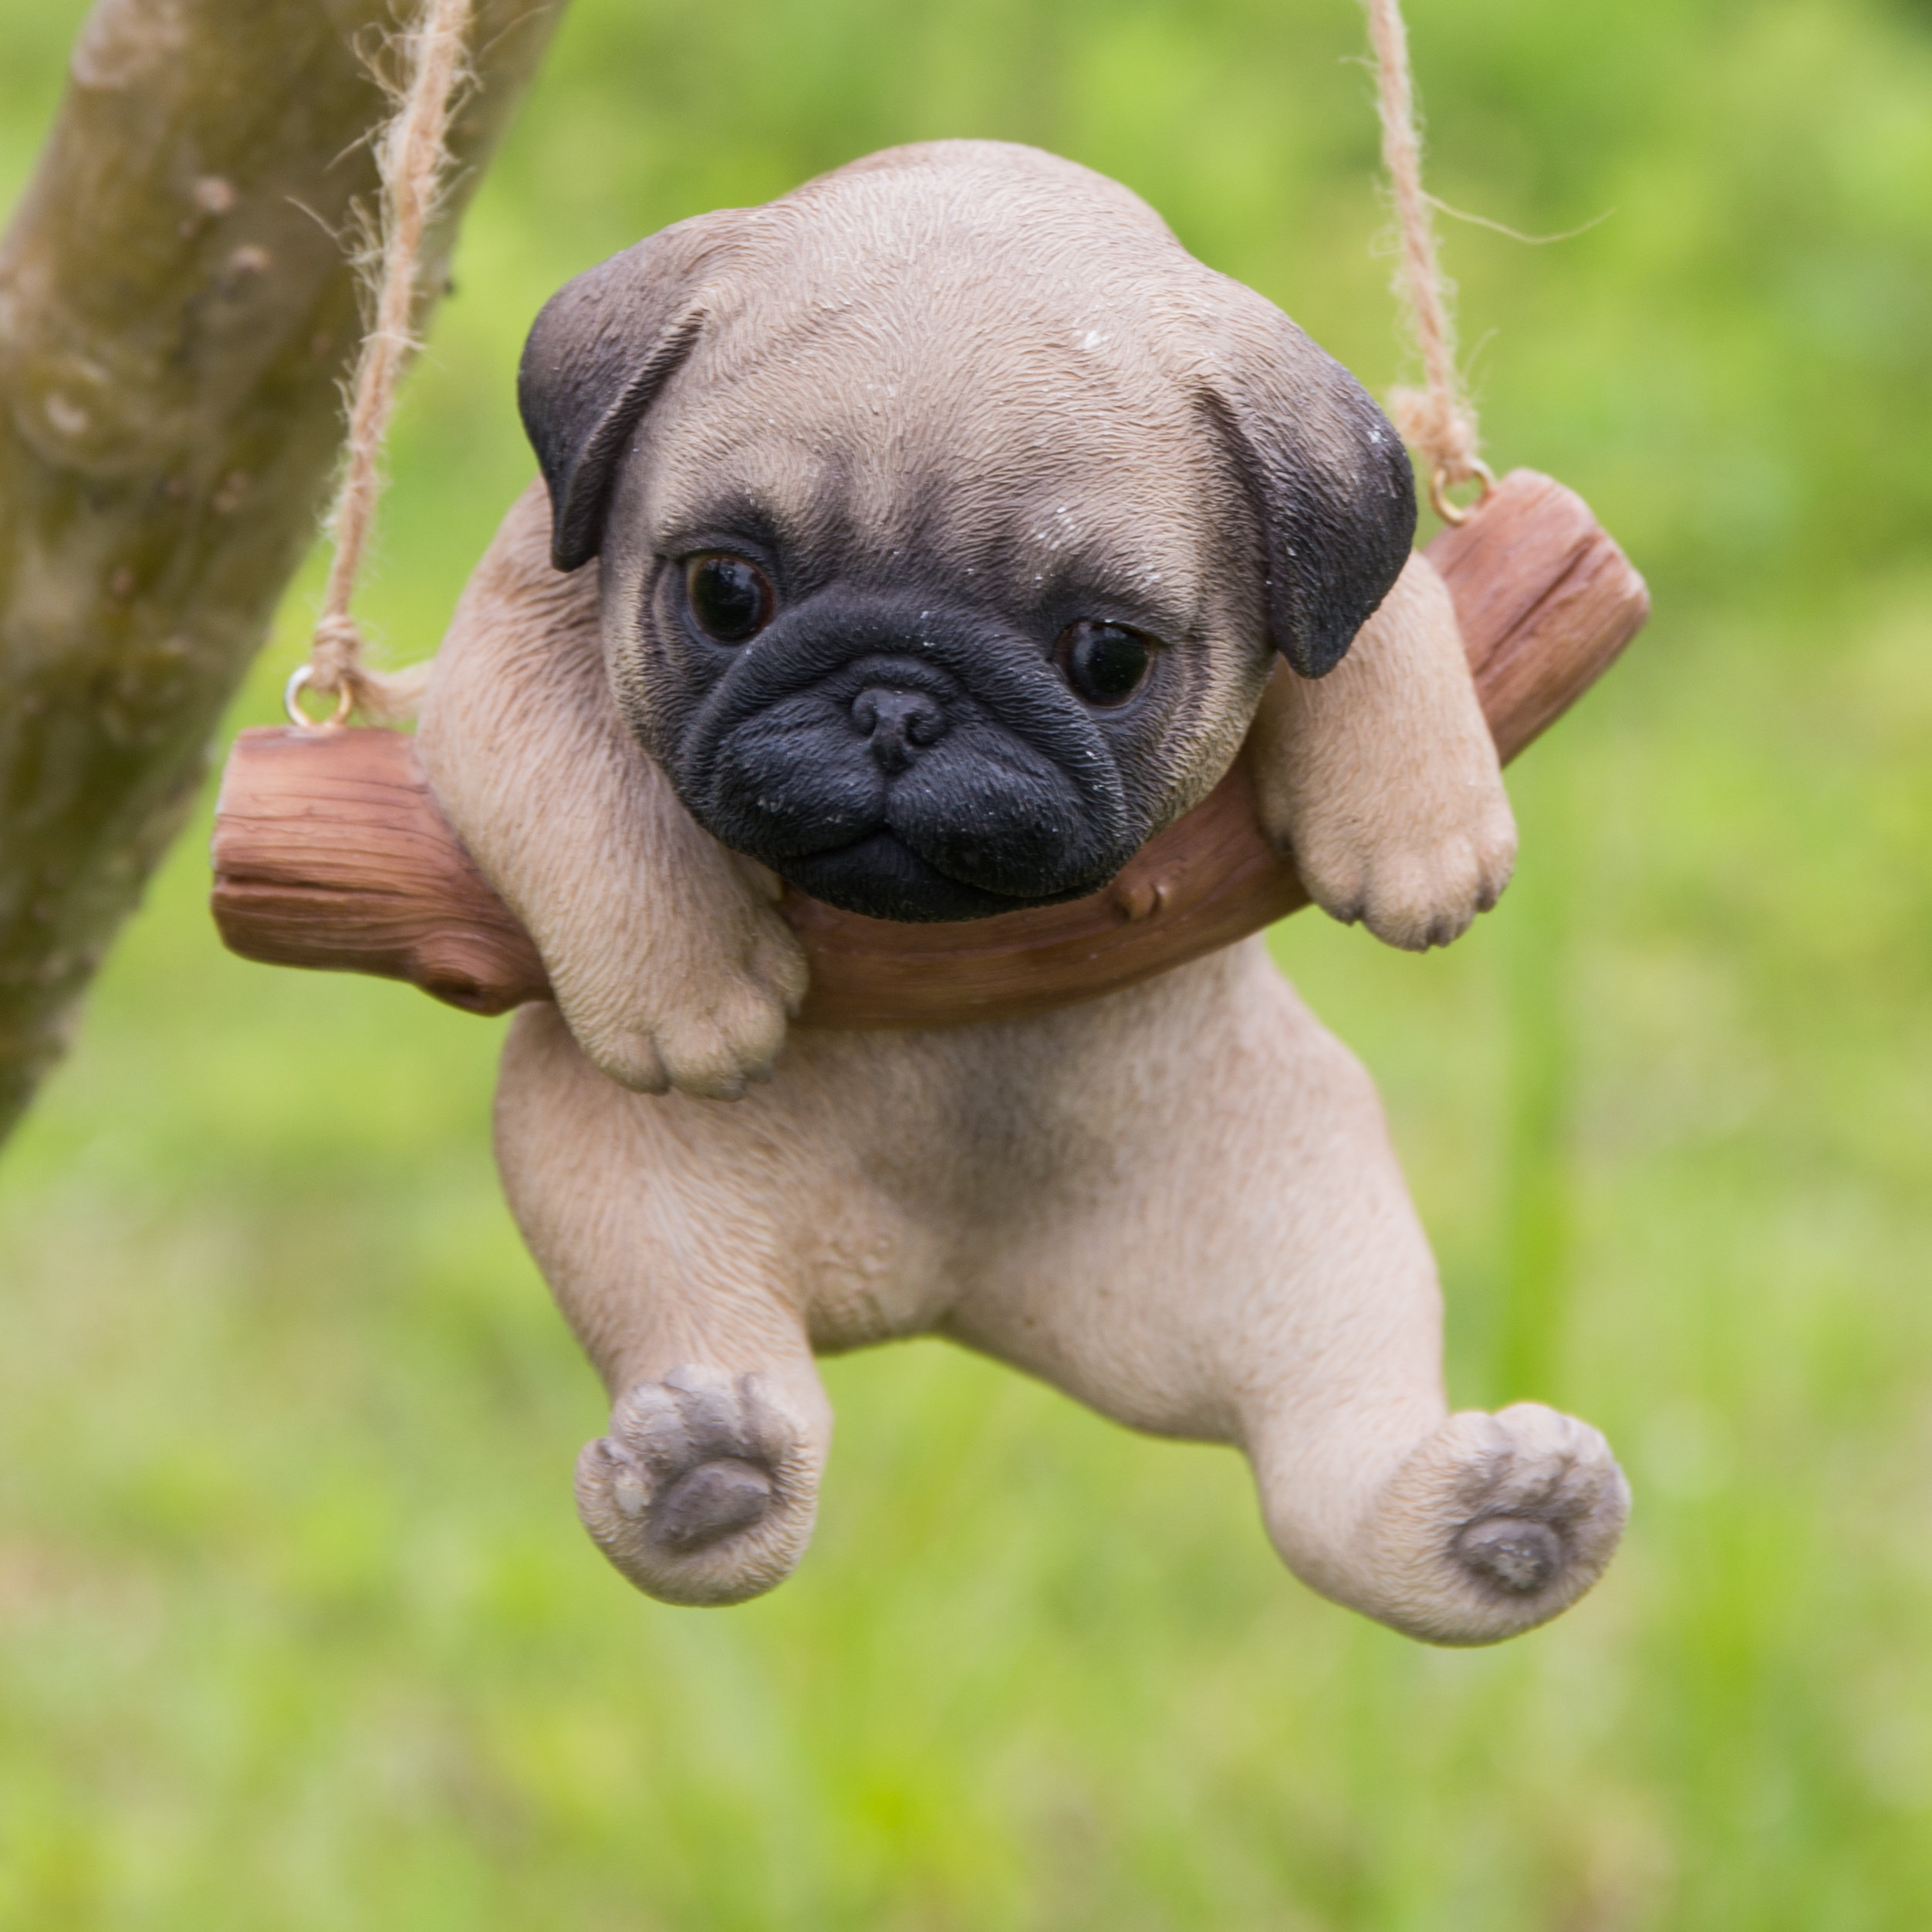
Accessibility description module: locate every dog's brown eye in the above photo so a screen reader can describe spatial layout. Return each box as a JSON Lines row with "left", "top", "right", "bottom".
{"left": 685, "top": 553, "right": 775, "bottom": 643}
{"left": 1056, "top": 620, "right": 1151, "bottom": 708}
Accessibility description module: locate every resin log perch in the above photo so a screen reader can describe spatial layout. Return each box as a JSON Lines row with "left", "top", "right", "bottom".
{"left": 211, "top": 468, "right": 1647, "bottom": 1028}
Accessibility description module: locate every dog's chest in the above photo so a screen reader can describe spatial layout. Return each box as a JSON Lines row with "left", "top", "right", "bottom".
{"left": 759, "top": 943, "right": 1299, "bottom": 1344}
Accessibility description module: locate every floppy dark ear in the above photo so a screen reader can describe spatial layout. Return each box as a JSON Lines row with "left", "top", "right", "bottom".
{"left": 1201, "top": 292, "right": 1417, "bottom": 677}
{"left": 517, "top": 211, "right": 745, "bottom": 571}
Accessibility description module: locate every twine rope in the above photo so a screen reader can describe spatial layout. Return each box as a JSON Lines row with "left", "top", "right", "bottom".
{"left": 294, "top": 0, "right": 1484, "bottom": 724}
{"left": 1362, "top": 0, "right": 1492, "bottom": 522}
{"left": 294, "top": 0, "right": 474, "bottom": 725}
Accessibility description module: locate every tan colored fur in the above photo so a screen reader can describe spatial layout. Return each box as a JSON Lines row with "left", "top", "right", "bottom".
{"left": 417, "top": 495, "right": 806, "bottom": 1099}
{"left": 1249, "top": 549, "right": 1517, "bottom": 950}
{"left": 417, "top": 144, "right": 1621, "bottom": 1639}
{"left": 417, "top": 485, "right": 1626, "bottom": 1643}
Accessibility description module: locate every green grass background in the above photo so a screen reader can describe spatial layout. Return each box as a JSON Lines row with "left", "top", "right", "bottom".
{"left": 4, "top": 0, "right": 1931, "bottom": 1924}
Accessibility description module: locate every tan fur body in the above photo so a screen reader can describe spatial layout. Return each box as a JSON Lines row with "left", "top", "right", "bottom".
{"left": 417, "top": 145, "right": 1626, "bottom": 1641}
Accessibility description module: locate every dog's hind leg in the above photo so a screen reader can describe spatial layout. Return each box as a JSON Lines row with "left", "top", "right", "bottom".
{"left": 1219, "top": 989, "right": 1630, "bottom": 1644}
{"left": 495, "top": 1003, "right": 832, "bottom": 1606}
{"left": 941, "top": 944, "right": 1627, "bottom": 1645}
{"left": 1213, "top": 1007, "right": 1630, "bottom": 1647}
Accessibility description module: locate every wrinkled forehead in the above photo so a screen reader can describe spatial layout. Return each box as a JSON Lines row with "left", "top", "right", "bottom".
{"left": 630, "top": 282, "right": 1228, "bottom": 630}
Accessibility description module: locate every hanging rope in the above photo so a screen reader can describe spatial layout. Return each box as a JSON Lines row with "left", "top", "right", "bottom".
{"left": 284, "top": 0, "right": 1484, "bottom": 727}
{"left": 289, "top": 0, "right": 475, "bottom": 727}
{"left": 1362, "top": 0, "right": 1494, "bottom": 524}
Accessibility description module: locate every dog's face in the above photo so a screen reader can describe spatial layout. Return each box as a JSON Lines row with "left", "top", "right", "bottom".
{"left": 593, "top": 300, "right": 1271, "bottom": 923}
{"left": 519, "top": 143, "right": 1414, "bottom": 922}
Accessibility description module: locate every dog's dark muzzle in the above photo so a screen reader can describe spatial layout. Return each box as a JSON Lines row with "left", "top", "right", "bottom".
{"left": 678, "top": 638, "right": 1137, "bottom": 923}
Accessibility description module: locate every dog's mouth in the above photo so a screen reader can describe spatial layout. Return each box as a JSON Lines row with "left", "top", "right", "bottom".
{"left": 662, "top": 627, "right": 1145, "bottom": 923}
{"left": 774, "top": 829, "right": 1098, "bottom": 924}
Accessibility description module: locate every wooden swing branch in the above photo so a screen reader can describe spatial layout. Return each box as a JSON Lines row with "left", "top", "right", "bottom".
{"left": 0, "top": 0, "right": 567, "bottom": 1142}
{"left": 211, "top": 468, "right": 1647, "bottom": 1030}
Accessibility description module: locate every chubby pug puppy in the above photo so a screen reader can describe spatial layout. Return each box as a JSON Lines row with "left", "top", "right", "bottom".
{"left": 418, "top": 140, "right": 1628, "bottom": 1643}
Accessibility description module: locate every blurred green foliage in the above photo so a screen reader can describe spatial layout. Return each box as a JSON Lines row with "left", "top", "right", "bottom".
{"left": 3, "top": 0, "right": 1931, "bottom": 1924}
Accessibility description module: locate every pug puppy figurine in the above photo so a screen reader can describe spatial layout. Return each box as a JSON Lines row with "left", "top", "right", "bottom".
{"left": 418, "top": 140, "right": 1628, "bottom": 1644}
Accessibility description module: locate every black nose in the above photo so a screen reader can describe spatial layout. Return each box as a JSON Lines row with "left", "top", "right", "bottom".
{"left": 850, "top": 687, "right": 945, "bottom": 773}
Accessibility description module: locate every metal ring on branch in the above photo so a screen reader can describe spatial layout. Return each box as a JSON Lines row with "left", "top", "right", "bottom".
{"left": 1429, "top": 458, "right": 1497, "bottom": 527}
{"left": 285, "top": 664, "right": 355, "bottom": 729}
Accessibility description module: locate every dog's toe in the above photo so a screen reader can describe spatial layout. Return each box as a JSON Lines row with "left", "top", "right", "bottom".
{"left": 1299, "top": 797, "right": 1517, "bottom": 956}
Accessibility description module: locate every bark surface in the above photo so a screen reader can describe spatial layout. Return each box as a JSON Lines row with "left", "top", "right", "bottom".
{"left": 0, "top": 0, "right": 565, "bottom": 1140}
{"left": 208, "top": 471, "right": 1647, "bottom": 1028}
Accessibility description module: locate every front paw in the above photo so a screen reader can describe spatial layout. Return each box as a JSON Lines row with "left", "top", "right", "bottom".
{"left": 575, "top": 1365, "right": 819, "bottom": 1606}
{"left": 560, "top": 890, "right": 808, "bottom": 1100}
{"left": 1298, "top": 796, "right": 1516, "bottom": 953}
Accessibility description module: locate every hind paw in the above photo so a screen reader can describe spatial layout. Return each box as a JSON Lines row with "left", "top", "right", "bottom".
{"left": 1358, "top": 1403, "right": 1630, "bottom": 1645}
{"left": 574, "top": 1365, "right": 817, "bottom": 1606}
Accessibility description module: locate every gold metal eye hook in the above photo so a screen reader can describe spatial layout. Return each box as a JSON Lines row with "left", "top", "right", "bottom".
{"left": 284, "top": 664, "right": 355, "bottom": 728}
{"left": 1429, "top": 458, "right": 1498, "bottom": 528}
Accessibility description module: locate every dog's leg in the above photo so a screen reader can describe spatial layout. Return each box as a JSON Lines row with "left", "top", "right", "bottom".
{"left": 1220, "top": 974, "right": 1626, "bottom": 1646}
{"left": 942, "top": 945, "right": 1626, "bottom": 1646}
{"left": 1225, "top": 995, "right": 1627, "bottom": 1646}
{"left": 417, "top": 482, "right": 807, "bottom": 1100}
{"left": 496, "top": 1004, "right": 830, "bottom": 1606}
{"left": 1247, "top": 550, "right": 1518, "bottom": 952}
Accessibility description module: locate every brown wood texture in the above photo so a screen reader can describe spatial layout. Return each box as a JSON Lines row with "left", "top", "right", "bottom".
{"left": 211, "top": 468, "right": 1647, "bottom": 1028}
{"left": 212, "top": 727, "right": 547, "bottom": 1017}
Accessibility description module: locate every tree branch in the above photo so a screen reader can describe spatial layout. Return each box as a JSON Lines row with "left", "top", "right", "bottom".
{"left": 0, "top": 0, "right": 566, "bottom": 1142}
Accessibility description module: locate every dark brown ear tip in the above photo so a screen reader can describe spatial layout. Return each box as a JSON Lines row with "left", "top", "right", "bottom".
{"left": 549, "top": 512, "right": 599, "bottom": 574}
{"left": 533, "top": 441, "right": 599, "bottom": 569}
{"left": 1280, "top": 631, "right": 1353, "bottom": 680}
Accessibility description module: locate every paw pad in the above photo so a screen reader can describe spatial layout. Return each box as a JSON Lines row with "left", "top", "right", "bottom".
{"left": 649, "top": 1457, "right": 775, "bottom": 1553}
{"left": 1454, "top": 1515, "right": 1561, "bottom": 1595}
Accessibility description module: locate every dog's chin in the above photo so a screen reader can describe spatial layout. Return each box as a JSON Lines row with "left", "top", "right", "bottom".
{"left": 775, "top": 832, "right": 1089, "bottom": 924}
